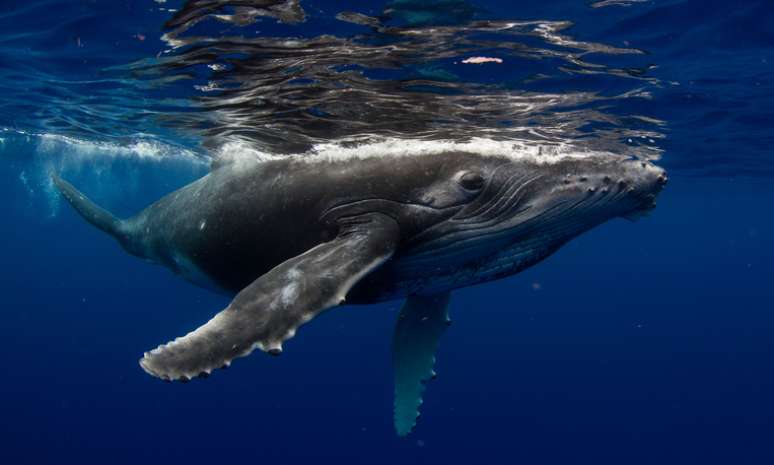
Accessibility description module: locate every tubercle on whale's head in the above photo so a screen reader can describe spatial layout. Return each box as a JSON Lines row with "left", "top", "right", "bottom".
{"left": 401, "top": 151, "right": 666, "bottom": 265}
{"left": 528, "top": 156, "right": 668, "bottom": 223}
{"left": 427, "top": 151, "right": 667, "bottom": 224}
{"left": 460, "top": 152, "right": 667, "bottom": 221}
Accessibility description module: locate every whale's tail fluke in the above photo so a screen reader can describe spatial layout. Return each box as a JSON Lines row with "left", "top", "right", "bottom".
{"left": 52, "top": 175, "right": 134, "bottom": 251}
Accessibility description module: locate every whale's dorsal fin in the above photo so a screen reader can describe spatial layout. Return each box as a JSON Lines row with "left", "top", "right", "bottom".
{"left": 139, "top": 212, "right": 400, "bottom": 381}
{"left": 392, "top": 292, "right": 451, "bottom": 436}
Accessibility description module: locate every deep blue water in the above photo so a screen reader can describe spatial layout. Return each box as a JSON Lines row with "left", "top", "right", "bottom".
{"left": 2, "top": 1, "right": 774, "bottom": 464}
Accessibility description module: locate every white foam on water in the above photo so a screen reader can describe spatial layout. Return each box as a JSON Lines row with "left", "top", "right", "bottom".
{"left": 1, "top": 129, "right": 209, "bottom": 217}
{"left": 34, "top": 133, "right": 208, "bottom": 215}
{"left": 214, "top": 136, "right": 622, "bottom": 168}
{"left": 1, "top": 127, "right": 207, "bottom": 164}
{"left": 36, "top": 133, "right": 205, "bottom": 163}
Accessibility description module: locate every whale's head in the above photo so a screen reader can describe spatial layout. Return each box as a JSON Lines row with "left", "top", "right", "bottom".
{"left": 398, "top": 151, "right": 667, "bottom": 287}
{"left": 451, "top": 154, "right": 669, "bottom": 230}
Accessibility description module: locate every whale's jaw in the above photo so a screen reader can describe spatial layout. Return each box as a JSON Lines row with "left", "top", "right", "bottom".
{"left": 376, "top": 157, "right": 667, "bottom": 298}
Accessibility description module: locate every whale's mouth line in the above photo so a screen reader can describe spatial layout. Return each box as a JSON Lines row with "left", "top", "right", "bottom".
{"left": 622, "top": 196, "right": 658, "bottom": 222}
{"left": 410, "top": 171, "right": 545, "bottom": 240}
{"left": 453, "top": 165, "right": 537, "bottom": 221}
{"left": 401, "top": 177, "right": 654, "bottom": 268}
{"left": 400, "top": 196, "right": 577, "bottom": 266}
{"left": 439, "top": 174, "right": 635, "bottom": 247}
{"left": 454, "top": 172, "right": 544, "bottom": 222}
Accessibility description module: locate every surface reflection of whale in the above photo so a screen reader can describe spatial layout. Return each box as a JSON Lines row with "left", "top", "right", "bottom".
{"left": 54, "top": 146, "right": 667, "bottom": 436}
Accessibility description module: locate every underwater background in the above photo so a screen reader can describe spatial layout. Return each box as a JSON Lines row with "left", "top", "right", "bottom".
{"left": 1, "top": 0, "right": 773, "bottom": 463}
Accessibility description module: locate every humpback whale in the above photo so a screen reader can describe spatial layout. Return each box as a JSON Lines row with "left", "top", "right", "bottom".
{"left": 54, "top": 147, "right": 666, "bottom": 435}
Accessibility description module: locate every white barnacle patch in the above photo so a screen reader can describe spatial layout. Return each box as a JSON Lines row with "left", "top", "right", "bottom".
{"left": 286, "top": 267, "right": 302, "bottom": 280}
{"left": 275, "top": 267, "right": 302, "bottom": 308}
{"left": 279, "top": 281, "right": 300, "bottom": 308}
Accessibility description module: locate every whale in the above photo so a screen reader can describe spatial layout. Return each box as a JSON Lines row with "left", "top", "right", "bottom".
{"left": 53, "top": 147, "right": 666, "bottom": 435}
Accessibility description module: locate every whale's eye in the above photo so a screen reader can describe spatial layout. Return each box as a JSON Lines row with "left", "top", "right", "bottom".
{"left": 458, "top": 171, "right": 485, "bottom": 191}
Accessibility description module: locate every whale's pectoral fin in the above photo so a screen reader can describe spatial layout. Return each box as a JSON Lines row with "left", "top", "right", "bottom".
{"left": 392, "top": 292, "right": 451, "bottom": 436}
{"left": 139, "top": 213, "right": 400, "bottom": 381}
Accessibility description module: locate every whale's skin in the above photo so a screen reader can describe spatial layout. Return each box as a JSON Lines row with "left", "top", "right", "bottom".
{"left": 54, "top": 149, "right": 666, "bottom": 435}
{"left": 112, "top": 151, "right": 664, "bottom": 302}
{"left": 122, "top": 152, "right": 477, "bottom": 298}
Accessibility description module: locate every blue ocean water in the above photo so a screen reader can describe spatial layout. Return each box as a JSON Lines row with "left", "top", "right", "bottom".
{"left": 1, "top": 1, "right": 773, "bottom": 464}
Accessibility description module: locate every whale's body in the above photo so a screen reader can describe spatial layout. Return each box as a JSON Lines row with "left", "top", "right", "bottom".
{"left": 55, "top": 148, "right": 666, "bottom": 435}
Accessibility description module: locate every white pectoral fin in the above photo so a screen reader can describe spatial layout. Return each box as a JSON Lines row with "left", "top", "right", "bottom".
{"left": 392, "top": 292, "right": 452, "bottom": 436}
{"left": 139, "top": 213, "right": 400, "bottom": 381}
